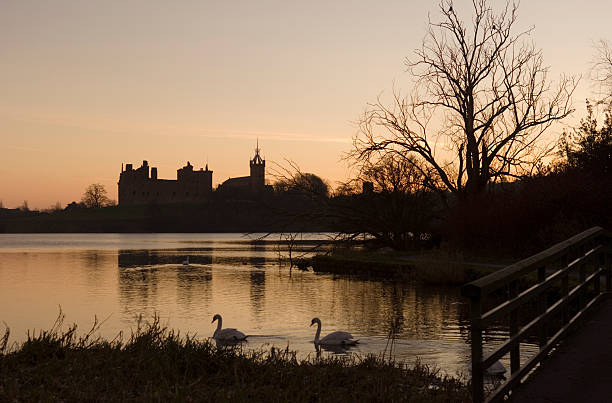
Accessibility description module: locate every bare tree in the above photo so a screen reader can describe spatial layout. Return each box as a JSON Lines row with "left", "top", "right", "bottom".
{"left": 333, "top": 182, "right": 360, "bottom": 196}
{"left": 351, "top": 0, "right": 577, "bottom": 199}
{"left": 81, "top": 184, "right": 111, "bottom": 208}
{"left": 339, "top": 155, "right": 437, "bottom": 250}
{"left": 592, "top": 40, "right": 612, "bottom": 103}
{"left": 268, "top": 159, "right": 438, "bottom": 250}
{"left": 19, "top": 200, "right": 29, "bottom": 212}
{"left": 360, "top": 154, "right": 427, "bottom": 194}
{"left": 270, "top": 160, "right": 330, "bottom": 198}
{"left": 42, "top": 201, "right": 63, "bottom": 213}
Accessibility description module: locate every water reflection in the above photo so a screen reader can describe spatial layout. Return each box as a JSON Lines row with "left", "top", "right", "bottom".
{"left": 117, "top": 249, "right": 213, "bottom": 267}
{"left": 249, "top": 270, "right": 266, "bottom": 317}
{"left": 117, "top": 249, "right": 216, "bottom": 319}
{"left": 80, "top": 250, "right": 115, "bottom": 286}
{"left": 117, "top": 260, "right": 160, "bottom": 318}
{"left": 0, "top": 233, "right": 538, "bottom": 377}
{"left": 177, "top": 264, "right": 213, "bottom": 310}
{"left": 316, "top": 343, "right": 359, "bottom": 355}
{"left": 214, "top": 338, "right": 248, "bottom": 349}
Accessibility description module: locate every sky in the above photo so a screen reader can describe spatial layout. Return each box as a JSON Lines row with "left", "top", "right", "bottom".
{"left": 1, "top": 0, "right": 611, "bottom": 209}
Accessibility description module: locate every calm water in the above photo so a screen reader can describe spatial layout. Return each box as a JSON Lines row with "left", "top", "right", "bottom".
{"left": 0, "top": 233, "right": 533, "bottom": 376}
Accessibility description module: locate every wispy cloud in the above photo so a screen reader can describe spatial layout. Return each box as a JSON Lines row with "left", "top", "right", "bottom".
{"left": 188, "top": 129, "right": 351, "bottom": 144}
{"left": 0, "top": 110, "right": 352, "bottom": 144}
{"left": 5, "top": 144, "right": 45, "bottom": 152}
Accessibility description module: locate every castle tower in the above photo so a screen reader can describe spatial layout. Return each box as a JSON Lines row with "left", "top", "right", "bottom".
{"left": 249, "top": 140, "right": 265, "bottom": 192}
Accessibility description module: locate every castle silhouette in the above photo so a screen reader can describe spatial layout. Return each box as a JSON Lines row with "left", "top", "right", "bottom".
{"left": 118, "top": 143, "right": 267, "bottom": 205}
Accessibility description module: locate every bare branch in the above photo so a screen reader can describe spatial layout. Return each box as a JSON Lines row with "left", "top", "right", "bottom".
{"left": 350, "top": 0, "right": 576, "bottom": 198}
{"left": 591, "top": 39, "right": 612, "bottom": 103}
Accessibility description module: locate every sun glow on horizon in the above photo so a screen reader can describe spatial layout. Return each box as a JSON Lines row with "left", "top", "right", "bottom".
{"left": 1, "top": 0, "right": 610, "bottom": 209}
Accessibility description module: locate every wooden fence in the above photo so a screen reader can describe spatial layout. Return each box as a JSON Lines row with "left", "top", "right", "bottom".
{"left": 461, "top": 226, "right": 612, "bottom": 402}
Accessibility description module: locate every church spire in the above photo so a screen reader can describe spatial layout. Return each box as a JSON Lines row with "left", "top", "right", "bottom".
{"left": 252, "top": 139, "right": 263, "bottom": 164}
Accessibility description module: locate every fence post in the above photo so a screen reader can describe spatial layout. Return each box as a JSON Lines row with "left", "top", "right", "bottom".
{"left": 537, "top": 266, "right": 547, "bottom": 348}
{"left": 595, "top": 253, "right": 601, "bottom": 295}
{"left": 562, "top": 254, "right": 570, "bottom": 324}
{"left": 606, "top": 246, "right": 612, "bottom": 293}
{"left": 470, "top": 295, "right": 484, "bottom": 403}
{"left": 509, "top": 280, "right": 520, "bottom": 374}
{"left": 578, "top": 261, "right": 586, "bottom": 309}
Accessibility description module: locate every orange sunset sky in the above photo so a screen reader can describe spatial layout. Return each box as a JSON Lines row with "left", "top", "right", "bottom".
{"left": 1, "top": 0, "right": 611, "bottom": 209}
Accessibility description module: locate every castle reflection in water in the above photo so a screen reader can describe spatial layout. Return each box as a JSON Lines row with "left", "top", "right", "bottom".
{"left": 117, "top": 244, "right": 268, "bottom": 319}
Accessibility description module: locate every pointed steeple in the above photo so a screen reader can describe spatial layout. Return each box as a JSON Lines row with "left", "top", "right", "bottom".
{"left": 251, "top": 138, "right": 263, "bottom": 165}
{"left": 249, "top": 139, "right": 265, "bottom": 191}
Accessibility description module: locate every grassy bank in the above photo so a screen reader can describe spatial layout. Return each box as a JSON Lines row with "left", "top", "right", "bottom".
{"left": 311, "top": 249, "right": 510, "bottom": 284}
{"left": 0, "top": 316, "right": 469, "bottom": 402}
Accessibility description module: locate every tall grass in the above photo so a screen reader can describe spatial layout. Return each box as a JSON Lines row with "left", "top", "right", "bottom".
{"left": 0, "top": 315, "right": 470, "bottom": 402}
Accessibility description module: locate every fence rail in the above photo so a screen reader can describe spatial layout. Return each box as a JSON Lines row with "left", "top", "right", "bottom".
{"left": 461, "top": 226, "right": 612, "bottom": 403}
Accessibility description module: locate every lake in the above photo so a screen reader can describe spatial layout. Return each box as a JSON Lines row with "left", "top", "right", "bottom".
{"left": 0, "top": 233, "right": 533, "bottom": 376}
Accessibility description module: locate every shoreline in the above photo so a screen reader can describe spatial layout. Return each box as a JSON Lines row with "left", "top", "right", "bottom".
{"left": 311, "top": 249, "right": 510, "bottom": 284}
{"left": 0, "top": 316, "right": 470, "bottom": 402}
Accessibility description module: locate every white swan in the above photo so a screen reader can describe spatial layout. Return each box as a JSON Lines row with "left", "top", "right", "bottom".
{"left": 310, "top": 317, "right": 358, "bottom": 345}
{"left": 211, "top": 314, "right": 247, "bottom": 341}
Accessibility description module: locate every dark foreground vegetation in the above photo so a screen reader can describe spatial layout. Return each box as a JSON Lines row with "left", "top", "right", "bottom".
{"left": 0, "top": 317, "right": 469, "bottom": 402}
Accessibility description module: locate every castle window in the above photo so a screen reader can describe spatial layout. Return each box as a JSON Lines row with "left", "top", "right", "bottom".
{"left": 156, "top": 192, "right": 159, "bottom": 196}
{"left": 132, "top": 191, "right": 136, "bottom": 196}
{"left": 172, "top": 192, "right": 176, "bottom": 197}
{"left": 142, "top": 192, "right": 145, "bottom": 197}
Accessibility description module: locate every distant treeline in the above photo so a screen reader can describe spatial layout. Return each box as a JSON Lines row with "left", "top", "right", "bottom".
{"left": 1, "top": 168, "right": 610, "bottom": 259}
{"left": 0, "top": 194, "right": 334, "bottom": 233}
{"left": 443, "top": 169, "right": 612, "bottom": 257}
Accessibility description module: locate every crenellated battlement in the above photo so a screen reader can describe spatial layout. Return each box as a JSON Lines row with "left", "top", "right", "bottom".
{"left": 118, "top": 160, "right": 212, "bottom": 205}
{"left": 118, "top": 143, "right": 268, "bottom": 205}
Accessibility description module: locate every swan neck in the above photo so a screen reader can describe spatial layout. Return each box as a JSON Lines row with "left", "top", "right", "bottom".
{"left": 213, "top": 317, "right": 222, "bottom": 338}
{"left": 314, "top": 321, "right": 321, "bottom": 344}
